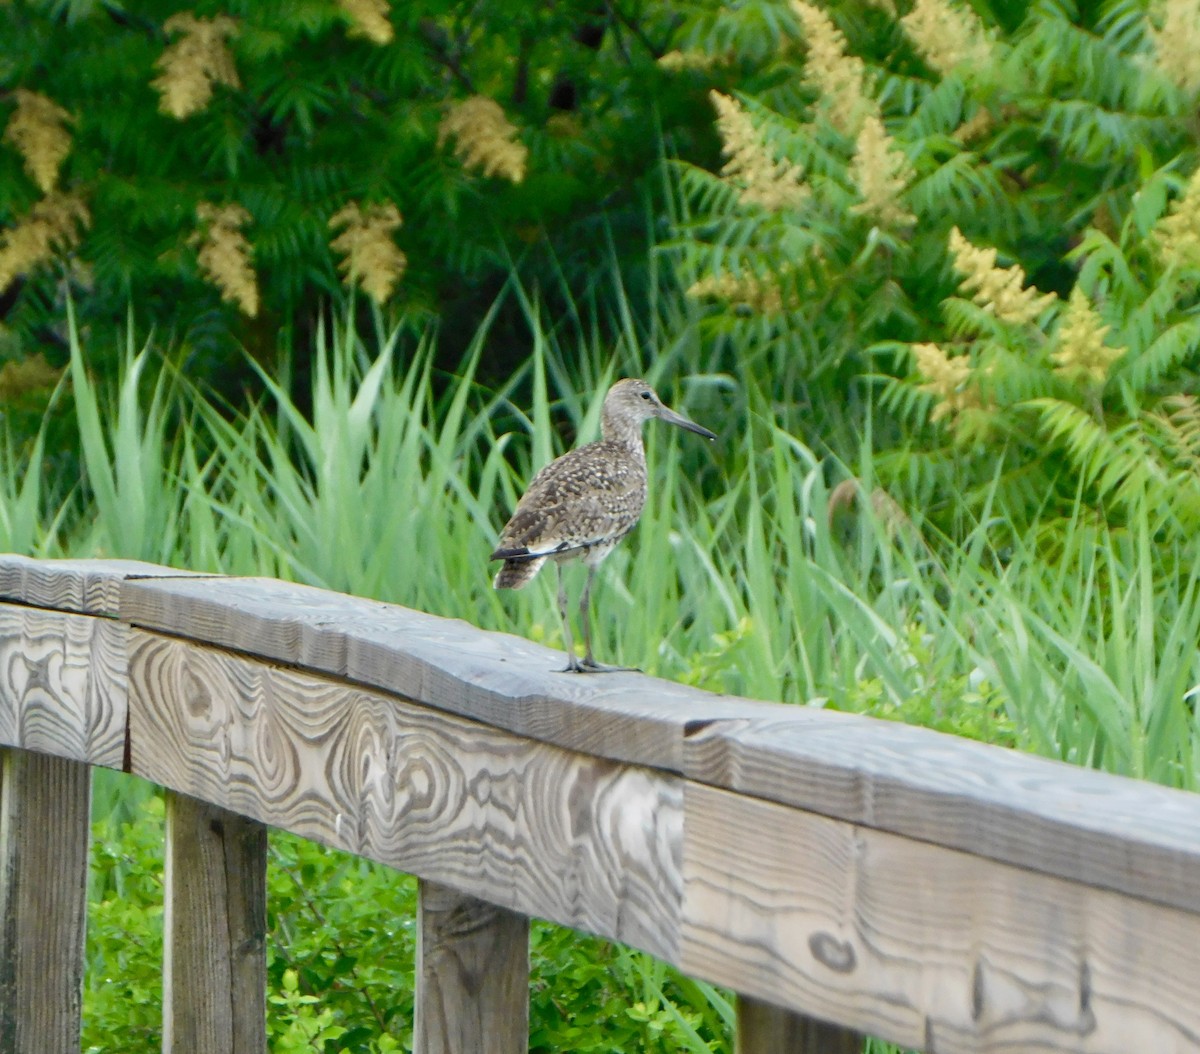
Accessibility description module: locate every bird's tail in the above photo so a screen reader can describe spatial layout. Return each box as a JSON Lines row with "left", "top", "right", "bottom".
{"left": 493, "top": 556, "right": 546, "bottom": 590}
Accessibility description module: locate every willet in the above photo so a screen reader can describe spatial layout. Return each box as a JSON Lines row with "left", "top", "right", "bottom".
{"left": 492, "top": 378, "right": 716, "bottom": 673}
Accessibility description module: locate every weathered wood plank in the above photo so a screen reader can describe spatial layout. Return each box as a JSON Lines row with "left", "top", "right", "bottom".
{"left": 0, "top": 748, "right": 91, "bottom": 1054}
{"left": 681, "top": 782, "right": 1200, "bottom": 1054}
{"left": 163, "top": 790, "right": 267, "bottom": 1054}
{"left": 684, "top": 715, "right": 1200, "bottom": 917}
{"left": 0, "top": 604, "right": 127, "bottom": 768}
{"left": 0, "top": 555, "right": 204, "bottom": 616}
{"left": 415, "top": 879, "right": 529, "bottom": 1054}
{"left": 120, "top": 576, "right": 1200, "bottom": 920}
{"left": 118, "top": 575, "right": 782, "bottom": 772}
{"left": 128, "top": 628, "right": 683, "bottom": 962}
{"left": 737, "top": 997, "right": 861, "bottom": 1054}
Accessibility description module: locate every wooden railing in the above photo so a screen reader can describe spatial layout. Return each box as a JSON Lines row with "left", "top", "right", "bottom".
{"left": 2, "top": 555, "right": 1200, "bottom": 1053}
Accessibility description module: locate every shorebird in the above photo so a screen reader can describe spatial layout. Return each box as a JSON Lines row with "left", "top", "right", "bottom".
{"left": 492, "top": 378, "right": 717, "bottom": 673}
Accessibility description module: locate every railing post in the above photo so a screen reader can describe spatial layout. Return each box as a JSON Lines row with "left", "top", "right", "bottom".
{"left": 0, "top": 748, "right": 91, "bottom": 1054}
{"left": 414, "top": 878, "right": 530, "bottom": 1054}
{"left": 163, "top": 790, "right": 267, "bottom": 1054}
{"left": 737, "top": 996, "right": 862, "bottom": 1054}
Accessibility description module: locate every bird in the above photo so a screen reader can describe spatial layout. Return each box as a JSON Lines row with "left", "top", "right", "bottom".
{"left": 491, "top": 378, "right": 716, "bottom": 673}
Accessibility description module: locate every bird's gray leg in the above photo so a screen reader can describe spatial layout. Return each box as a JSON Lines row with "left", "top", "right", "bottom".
{"left": 580, "top": 565, "right": 598, "bottom": 667}
{"left": 556, "top": 563, "right": 583, "bottom": 673}
{"left": 578, "top": 565, "right": 638, "bottom": 674}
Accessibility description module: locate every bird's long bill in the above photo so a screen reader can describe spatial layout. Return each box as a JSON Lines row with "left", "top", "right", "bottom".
{"left": 657, "top": 405, "right": 717, "bottom": 440}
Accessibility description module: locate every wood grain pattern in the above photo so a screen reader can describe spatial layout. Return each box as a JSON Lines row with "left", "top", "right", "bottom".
{"left": 684, "top": 715, "right": 1200, "bottom": 917}
{"left": 681, "top": 782, "right": 1200, "bottom": 1054}
{"left": 737, "top": 997, "right": 861, "bottom": 1054}
{"left": 119, "top": 575, "right": 782, "bottom": 772}
{"left": 163, "top": 790, "right": 267, "bottom": 1054}
{"left": 119, "top": 576, "right": 1200, "bottom": 922}
{"left": 128, "top": 628, "right": 683, "bottom": 962}
{"left": 415, "top": 879, "right": 529, "bottom": 1054}
{"left": 0, "top": 749, "right": 91, "bottom": 1054}
{"left": 0, "top": 605, "right": 127, "bottom": 767}
{"left": 0, "top": 556, "right": 1198, "bottom": 1053}
{"left": 0, "top": 554, "right": 203, "bottom": 616}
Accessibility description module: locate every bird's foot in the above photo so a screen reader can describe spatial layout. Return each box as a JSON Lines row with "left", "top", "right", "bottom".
{"left": 575, "top": 656, "right": 640, "bottom": 674}
{"left": 557, "top": 651, "right": 639, "bottom": 674}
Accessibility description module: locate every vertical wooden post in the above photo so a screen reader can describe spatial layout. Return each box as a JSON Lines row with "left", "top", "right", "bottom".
{"left": 0, "top": 748, "right": 91, "bottom": 1054}
{"left": 737, "top": 996, "right": 862, "bottom": 1054}
{"left": 163, "top": 790, "right": 267, "bottom": 1054}
{"left": 414, "top": 878, "right": 530, "bottom": 1054}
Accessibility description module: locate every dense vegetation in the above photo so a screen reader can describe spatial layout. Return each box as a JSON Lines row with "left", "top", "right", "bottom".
{"left": 4, "top": 0, "right": 1200, "bottom": 1051}
{"left": 0, "top": 0, "right": 712, "bottom": 378}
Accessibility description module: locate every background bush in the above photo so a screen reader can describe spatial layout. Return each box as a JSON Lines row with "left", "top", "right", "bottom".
{"left": 671, "top": 0, "right": 1200, "bottom": 539}
{"left": 0, "top": 0, "right": 715, "bottom": 381}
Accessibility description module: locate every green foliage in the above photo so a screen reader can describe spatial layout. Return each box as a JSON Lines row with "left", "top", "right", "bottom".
{"left": 837, "top": 620, "right": 1016, "bottom": 746}
{"left": 65, "top": 302, "right": 187, "bottom": 561}
{"left": 266, "top": 834, "right": 416, "bottom": 1052}
{"left": 963, "top": 507, "right": 1200, "bottom": 784}
{"left": 14, "top": 6, "right": 1200, "bottom": 1052}
{"left": 269, "top": 970, "right": 350, "bottom": 1053}
{"left": 21, "top": 271, "right": 1198, "bottom": 1054}
{"left": 0, "top": 416, "right": 62, "bottom": 554}
{"left": 530, "top": 926, "right": 728, "bottom": 1053}
{"left": 33, "top": 300, "right": 1200, "bottom": 785}
{"left": 84, "top": 792, "right": 731, "bottom": 1052}
{"left": 671, "top": 0, "right": 1200, "bottom": 541}
{"left": 86, "top": 790, "right": 165, "bottom": 1054}
{"left": 0, "top": 0, "right": 712, "bottom": 373}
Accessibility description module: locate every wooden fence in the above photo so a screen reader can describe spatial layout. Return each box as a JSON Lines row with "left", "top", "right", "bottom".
{"left": 1, "top": 554, "right": 1199, "bottom": 1053}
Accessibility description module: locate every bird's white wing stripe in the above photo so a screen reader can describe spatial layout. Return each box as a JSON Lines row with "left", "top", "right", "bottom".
{"left": 519, "top": 539, "right": 587, "bottom": 557}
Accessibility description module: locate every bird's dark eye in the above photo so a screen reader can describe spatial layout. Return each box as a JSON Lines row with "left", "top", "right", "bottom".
{"left": 640, "top": 391, "right": 653, "bottom": 401}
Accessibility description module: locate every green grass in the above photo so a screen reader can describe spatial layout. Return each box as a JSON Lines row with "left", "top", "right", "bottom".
{"left": 18, "top": 301, "right": 1198, "bottom": 1052}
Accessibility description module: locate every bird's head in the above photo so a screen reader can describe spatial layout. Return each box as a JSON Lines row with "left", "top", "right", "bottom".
{"left": 603, "top": 379, "right": 717, "bottom": 440}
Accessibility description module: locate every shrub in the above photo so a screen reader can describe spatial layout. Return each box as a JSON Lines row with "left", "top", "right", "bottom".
{"left": 0, "top": 0, "right": 712, "bottom": 378}
{"left": 86, "top": 792, "right": 731, "bottom": 1053}
{"left": 671, "top": 0, "right": 1200, "bottom": 537}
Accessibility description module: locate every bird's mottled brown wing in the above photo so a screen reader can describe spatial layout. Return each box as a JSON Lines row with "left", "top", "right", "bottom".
{"left": 493, "top": 441, "right": 647, "bottom": 559}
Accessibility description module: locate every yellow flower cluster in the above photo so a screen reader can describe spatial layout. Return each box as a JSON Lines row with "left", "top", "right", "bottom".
{"left": 329, "top": 202, "right": 407, "bottom": 303}
{"left": 911, "top": 342, "right": 977, "bottom": 422}
{"left": 338, "top": 0, "right": 394, "bottom": 45}
{"left": 687, "top": 270, "right": 787, "bottom": 314}
{"left": 849, "top": 114, "right": 914, "bottom": 227}
{"left": 658, "top": 50, "right": 721, "bottom": 72}
{"left": 1162, "top": 394, "right": 1200, "bottom": 473}
{"left": 710, "top": 92, "right": 809, "bottom": 212}
{"left": 1146, "top": 0, "right": 1200, "bottom": 95}
{"left": 1051, "top": 288, "right": 1124, "bottom": 385}
{"left": 791, "top": 1, "right": 872, "bottom": 136}
{"left": 0, "top": 352, "right": 63, "bottom": 401}
{"left": 4, "top": 90, "right": 73, "bottom": 193}
{"left": 153, "top": 13, "right": 240, "bottom": 120}
{"left": 0, "top": 192, "right": 89, "bottom": 293}
{"left": 438, "top": 97, "right": 528, "bottom": 184}
{"left": 192, "top": 203, "right": 258, "bottom": 317}
{"left": 953, "top": 107, "right": 994, "bottom": 144}
{"left": 948, "top": 227, "right": 1056, "bottom": 325}
{"left": 900, "top": 0, "right": 993, "bottom": 76}
{"left": 1153, "top": 167, "right": 1200, "bottom": 270}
